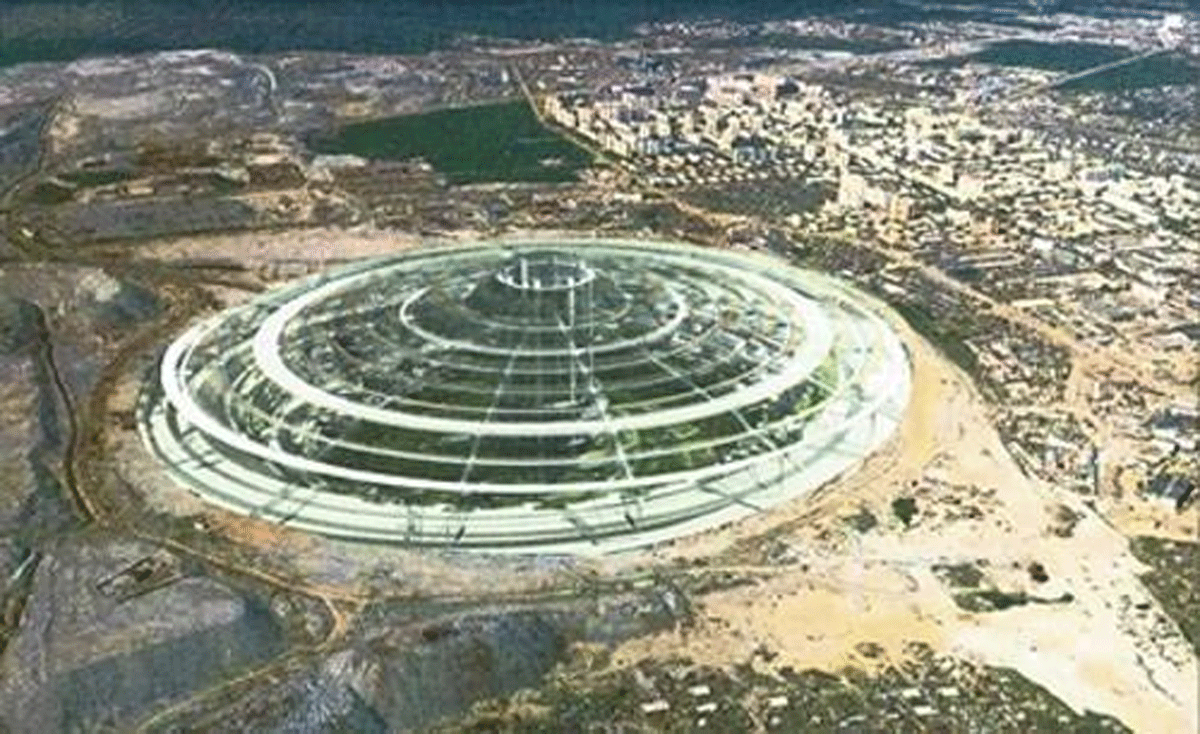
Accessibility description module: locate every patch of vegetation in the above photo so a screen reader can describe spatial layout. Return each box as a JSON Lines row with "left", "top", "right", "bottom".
{"left": 970, "top": 40, "right": 1132, "bottom": 73}
{"left": 1028, "top": 562, "right": 1049, "bottom": 584}
{"left": 1058, "top": 52, "right": 1200, "bottom": 93}
{"left": 932, "top": 562, "right": 984, "bottom": 589}
{"left": 0, "top": 38, "right": 107, "bottom": 69}
{"left": 0, "top": 298, "right": 39, "bottom": 354}
{"left": 1049, "top": 504, "right": 1081, "bottom": 538}
{"left": 891, "top": 301, "right": 981, "bottom": 382}
{"left": 310, "top": 101, "right": 593, "bottom": 185}
{"left": 952, "top": 589, "right": 1073, "bottom": 613}
{"left": 891, "top": 496, "right": 918, "bottom": 528}
{"left": 1129, "top": 536, "right": 1200, "bottom": 656}
{"left": 845, "top": 506, "right": 878, "bottom": 534}
{"left": 916, "top": 54, "right": 970, "bottom": 69}
{"left": 26, "top": 181, "right": 75, "bottom": 206}
{"left": 953, "top": 589, "right": 1029, "bottom": 613}
{"left": 58, "top": 169, "right": 138, "bottom": 188}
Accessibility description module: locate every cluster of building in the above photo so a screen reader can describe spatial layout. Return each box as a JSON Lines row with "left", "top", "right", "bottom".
{"left": 544, "top": 75, "right": 839, "bottom": 187}
{"left": 547, "top": 66, "right": 1197, "bottom": 341}
{"left": 999, "top": 411, "right": 1097, "bottom": 494}
{"left": 585, "top": 645, "right": 1130, "bottom": 733}
{"left": 548, "top": 68, "right": 1197, "bottom": 271}
{"left": 542, "top": 62, "right": 1197, "bottom": 515}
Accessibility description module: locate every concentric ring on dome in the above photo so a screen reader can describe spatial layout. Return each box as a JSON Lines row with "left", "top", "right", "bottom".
{"left": 139, "top": 237, "right": 912, "bottom": 554}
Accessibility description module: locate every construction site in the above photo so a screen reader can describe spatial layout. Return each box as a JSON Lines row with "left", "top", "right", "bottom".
{"left": 135, "top": 237, "right": 910, "bottom": 554}
{"left": 0, "top": 8, "right": 1197, "bottom": 732}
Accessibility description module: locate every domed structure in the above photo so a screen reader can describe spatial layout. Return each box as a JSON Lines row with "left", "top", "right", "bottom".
{"left": 140, "top": 238, "right": 911, "bottom": 554}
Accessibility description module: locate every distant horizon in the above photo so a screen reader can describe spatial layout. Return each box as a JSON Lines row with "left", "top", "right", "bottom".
{"left": 1, "top": 0, "right": 1186, "bottom": 69}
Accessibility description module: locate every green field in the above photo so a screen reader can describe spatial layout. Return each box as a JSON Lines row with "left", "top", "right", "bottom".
{"left": 921, "top": 44, "right": 1197, "bottom": 94}
{"left": 1057, "top": 53, "right": 1200, "bottom": 93}
{"left": 971, "top": 40, "right": 1133, "bottom": 73}
{"left": 310, "top": 100, "right": 593, "bottom": 185}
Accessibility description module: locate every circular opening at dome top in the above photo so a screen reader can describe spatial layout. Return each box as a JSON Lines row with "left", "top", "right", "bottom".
{"left": 494, "top": 252, "right": 596, "bottom": 292}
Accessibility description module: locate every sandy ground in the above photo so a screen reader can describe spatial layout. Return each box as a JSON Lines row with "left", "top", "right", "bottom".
{"left": 1101, "top": 497, "right": 1199, "bottom": 545}
{"left": 611, "top": 317, "right": 1199, "bottom": 734}
{"left": 128, "top": 225, "right": 547, "bottom": 267}
{"left": 137, "top": 226, "right": 428, "bottom": 265}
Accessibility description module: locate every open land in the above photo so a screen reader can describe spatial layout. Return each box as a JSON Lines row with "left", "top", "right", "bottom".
{"left": 0, "top": 4, "right": 1197, "bottom": 733}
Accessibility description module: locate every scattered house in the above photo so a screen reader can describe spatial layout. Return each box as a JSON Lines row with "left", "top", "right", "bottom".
{"left": 640, "top": 700, "right": 670, "bottom": 714}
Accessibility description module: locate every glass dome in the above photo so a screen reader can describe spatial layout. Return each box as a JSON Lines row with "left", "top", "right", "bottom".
{"left": 140, "top": 238, "right": 911, "bottom": 554}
